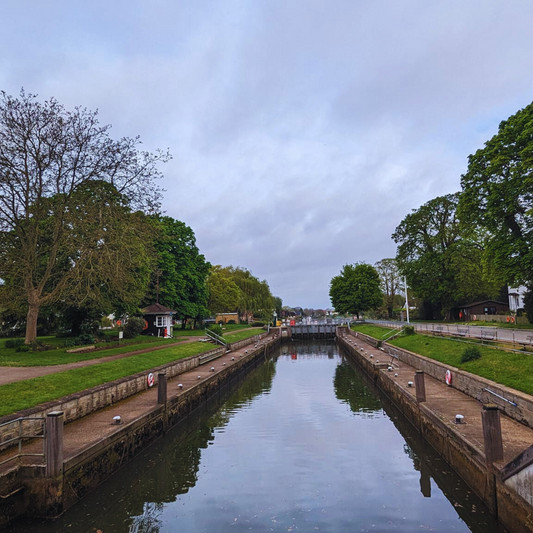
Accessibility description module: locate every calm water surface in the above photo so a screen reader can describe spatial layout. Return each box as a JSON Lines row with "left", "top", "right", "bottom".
{"left": 7, "top": 342, "right": 505, "bottom": 532}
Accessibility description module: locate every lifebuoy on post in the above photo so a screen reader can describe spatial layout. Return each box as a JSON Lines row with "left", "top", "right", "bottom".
{"left": 511, "top": 316, "right": 516, "bottom": 324}
{"left": 472, "top": 315, "right": 477, "bottom": 321}
{"left": 147, "top": 373, "right": 154, "bottom": 387}
{"left": 143, "top": 319, "right": 149, "bottom": 330}
{"left": 506, "top": 316, "right": 510, "bottom": 323}
{"left": 445, "top": 370, "right": 452, "bottom": 386}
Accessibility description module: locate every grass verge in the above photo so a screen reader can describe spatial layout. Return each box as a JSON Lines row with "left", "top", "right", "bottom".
{"left": 0, "top": 342, "right": 212, "bottom": 417}
{"left": 224, "top": 328, "right": 263, "bottom": 343}
{"left": 0, "top": 337, "right": 183, "bottom": 367}
{"left": 352, "top": 324, "right": 533, "bottom": 396}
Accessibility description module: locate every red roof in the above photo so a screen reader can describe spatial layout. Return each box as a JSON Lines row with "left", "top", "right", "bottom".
{"left": 142, "top": 303, "right": 175, "bottom": 315}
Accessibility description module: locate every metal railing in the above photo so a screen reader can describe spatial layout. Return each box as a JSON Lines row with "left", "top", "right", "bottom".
{"left": 205, "top": 328, "right": 227, "bottom": 346}
{"left": 0, "top": 417, "right": 46, "bottom": 467}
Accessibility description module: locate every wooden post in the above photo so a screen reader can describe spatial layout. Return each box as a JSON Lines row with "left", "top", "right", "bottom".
{"left": 45, "top": 411, "right": 64, "bottom": 478}
{"left": 482, "top": 404, "right": 504, "bottom": 463}
{"left": 415, "top": 371, "right": 426, "bottom": 402}
{"left": 157, "top": 373, "right": 167, "bottom": 405}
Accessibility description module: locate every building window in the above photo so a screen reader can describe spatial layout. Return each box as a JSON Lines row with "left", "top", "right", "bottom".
{"left": 156, "top": 316, "right": 166, "bottom": 327}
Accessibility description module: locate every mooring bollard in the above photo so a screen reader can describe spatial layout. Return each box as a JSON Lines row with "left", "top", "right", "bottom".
{"left": 481, "top": 403, "right": 504, "bottom": 463}
{"left": 157, "top": 373, "right": 167, "bottom": 405}
{"left": 414, "top": 371, "right": 426, "bottom": 402}
{"left": 45, "top": 411, "right": 64, "bottom": 478}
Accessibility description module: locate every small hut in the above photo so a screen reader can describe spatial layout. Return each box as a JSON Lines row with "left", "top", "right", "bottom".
{"left": 142, "top": 303, "right": 175, "bottom": 338}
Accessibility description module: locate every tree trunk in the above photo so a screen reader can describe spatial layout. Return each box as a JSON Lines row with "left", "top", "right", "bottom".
{"left": 25, "top": 300, "right": 40, "bottom": 344}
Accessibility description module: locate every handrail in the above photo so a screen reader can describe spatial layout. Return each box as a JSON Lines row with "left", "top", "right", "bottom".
{"left": 205, "top": 328, "right": 227, "bottom": 346}
{"left": 0, "top": 417, "right": 46, "bottom": 467}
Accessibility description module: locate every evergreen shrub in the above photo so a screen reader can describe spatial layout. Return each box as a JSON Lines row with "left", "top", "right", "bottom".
{"left": 461, "top": 346, "right": 481, "bottom": 363}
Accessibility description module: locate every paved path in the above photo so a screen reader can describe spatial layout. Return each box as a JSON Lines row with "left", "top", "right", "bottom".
{"left": 369, "top": 320, "right": 533, "bottom": 347}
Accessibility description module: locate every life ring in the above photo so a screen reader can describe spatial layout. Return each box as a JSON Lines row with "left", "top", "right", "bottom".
{"left": 506, "top": 316, "right": 510, "bottom": 323}
{"left": 147, "top": 373, "right": 154, "bottom": 388}
{"left": 511, "top": 316, "right": 515, "bottom": 324}
{"left": 143, "top": 319, "right": 149, "bottom": 330}
{"left": 472, "top": 315, "right": 477, "bottom": 321}
{"left": 445, "top": 370, "right": 452, "bottom": 386}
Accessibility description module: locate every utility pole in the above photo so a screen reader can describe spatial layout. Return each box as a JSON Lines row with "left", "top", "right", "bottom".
{"left": 404, "top": 276, "right": 410, "bottom": 324}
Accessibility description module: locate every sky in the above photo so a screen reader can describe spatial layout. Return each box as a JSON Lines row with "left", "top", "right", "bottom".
{"left": 2, "top": 1, "right": 533, "bottom": 309}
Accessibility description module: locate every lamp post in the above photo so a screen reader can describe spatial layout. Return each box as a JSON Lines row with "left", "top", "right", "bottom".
{"left": 404, "top": 276, "right": 410, "bottom": 324}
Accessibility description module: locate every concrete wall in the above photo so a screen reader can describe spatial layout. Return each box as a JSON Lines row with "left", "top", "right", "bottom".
{"left": 0, "top": 346, "right": 225, "bottom": 453}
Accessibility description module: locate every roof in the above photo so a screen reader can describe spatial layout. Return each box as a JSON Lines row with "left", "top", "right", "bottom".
{"left": 142, "top": 303, "right": 175, "bottom": 315}
{"left": 459, "top": 300, "right": 509, "bottom": 309}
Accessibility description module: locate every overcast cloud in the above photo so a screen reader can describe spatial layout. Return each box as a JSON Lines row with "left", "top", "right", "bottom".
{"left": 2, "top": 1, "right": 533, "bottom": 308}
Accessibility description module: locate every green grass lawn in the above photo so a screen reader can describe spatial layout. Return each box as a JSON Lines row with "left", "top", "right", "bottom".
{"left": 0, "top": 342, "right": 212, "bottom": 417}
{"left": 224, "top": 327, "right": 263, "bottom": 343}
{"left": 0, "top": 336, "right": 182, "bottom": 367}
{"left": 352, "top": 324, "right": 533, "bottom": 395}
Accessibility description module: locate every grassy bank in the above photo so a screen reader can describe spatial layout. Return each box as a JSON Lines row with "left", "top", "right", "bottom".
{"left": 224, "top": 328, "right": 263, "bottom": 343}
{"left": 0, "top": 342, "right": 212, "bottom": 417}
{"left": 352, "top": 324, "right": 533, "bottom": 396}
{"left": 0, "top": 336, "right": 182, "bottom": 367}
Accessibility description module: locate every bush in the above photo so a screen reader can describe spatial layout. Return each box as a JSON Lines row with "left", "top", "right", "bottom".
{"left": 16, "top": 345, "right": 30, "bottom": 352}
{"left": 62, "top": 338, "right": 77, "bottom": 348}
{"left": 5, "top": 338, "right": 24, "bottom": 349}
{"left": 251, "top": 321, "right": 265, "bottom": 327}
{"left": 461, "top": 346, "right": 482, "bottom": 363}
{"left": 76, "top": 333, "right": 95, "bottom": 345}
{"left": 30, "top": 341, "right": 53, "bottom": 352}
{"left": 124, "top": 317, "right": 146, "bottom": 339}
{"left": 403, "top": 325, "right": 415, "bottom": 336}
{"left": 206, "top": 324, "right": 223, "bottom": 337}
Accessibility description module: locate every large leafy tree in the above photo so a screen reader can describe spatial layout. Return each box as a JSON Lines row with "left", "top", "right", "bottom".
{"left": 206, "top": 266, "right": 242, "bottom": 315}
{"left": 374, "top": 258, "right": 401, "bottom": 318}
{"left": 206, "top": 266, "right": 274, "bottom": 321}
{"left": 144, "top": 216, "right": 211, "bottom": 328}
{"left": 393, "top": 193, "right": 498, "bottom": 319}
{"left": 459, "top": 101, "right": 533, "bottom": 286}
{"left": 0, "top": 181, "right": 155, "bottom": 337}
{"left": 329, "top": 262, "right": 382, "bottom": 318}
{"left": 0, "top": 90, "right": 169, "bottom": 342}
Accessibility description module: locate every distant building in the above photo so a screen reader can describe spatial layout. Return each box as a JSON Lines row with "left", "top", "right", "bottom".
{"left": 215, "top": 312, "right": 240, "bottom": 324}
{"left": 456, "top": 300, "right": 509, "bottom": 320}
{"left": 508, "top": 286, "right": 527, "bottom": 312}
{"left": 142, "top": 303, "right": 175, "bottom": 338}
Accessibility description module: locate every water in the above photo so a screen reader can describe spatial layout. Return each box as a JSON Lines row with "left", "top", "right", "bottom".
{"left": 6, "top": 342, "right": 505, "bottom": 532}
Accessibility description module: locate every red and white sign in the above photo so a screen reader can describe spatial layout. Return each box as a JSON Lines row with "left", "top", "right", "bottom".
{"left": 445, "top": 370, "right": 452, "bottom": 386}
{"left": 147, "top": 373, "right": 155, "bottom": 387}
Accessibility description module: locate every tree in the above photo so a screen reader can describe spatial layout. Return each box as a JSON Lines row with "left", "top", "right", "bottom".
{"left": 143, "top": 216, "right": 211, "bottom": 328}
{"left": 374, "top": 258, "right": 401, "bottom": 318}
{"left": 0, "top": 90, "right": 169, "bottom": 342}
{"left": 393, "top": 193, "right": 499, "bottom": 319}
{"left": 329, "top": 262, "right": 382, "bottom": 318}
{"left": 206, "top": 266, "right": 274, "bottom": 321}
{"left": 459, "top": 101, "right": 533, "bottom": 286}
{"left": 206, "top": 266, "right": 242, "bottom": 315}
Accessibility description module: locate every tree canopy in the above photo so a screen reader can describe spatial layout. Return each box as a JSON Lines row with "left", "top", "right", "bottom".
{"left": 460, "top": 100, "right": 533, "bottom": 286}
{"left": 329, "top": 262, "right": 382, "bottom": 317}
{"left": 393, "top": 193, "right": 499, "bottom": 319}
{"left": 374, "top": 258, "right": 401, "bottom": 318}
{"left": 0, "top": 90, "right": 169, "bottom": 342}
{"left": 143, "top": 216, "right": 211, "bottom": 327}
{"left": 206, "top": 266, "right": 274, "bottom": 321}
